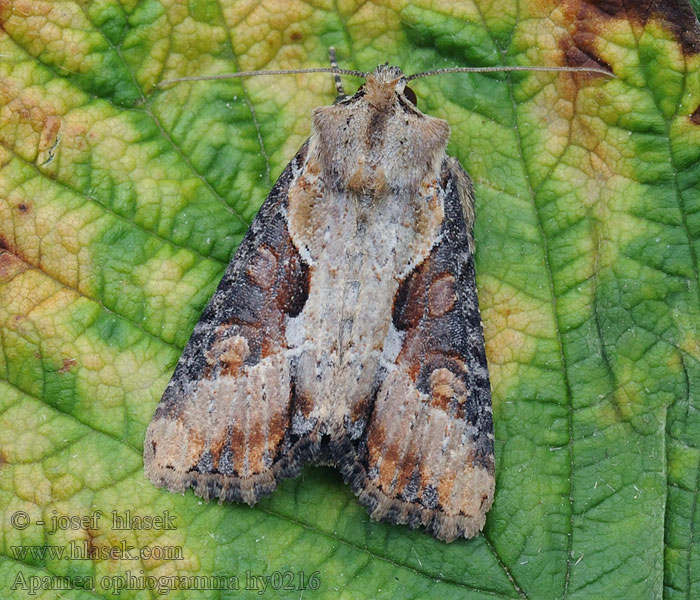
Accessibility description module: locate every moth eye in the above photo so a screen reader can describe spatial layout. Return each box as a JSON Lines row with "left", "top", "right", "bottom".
{"left": 404, "top": 86, "right": 418, "bottom": 106}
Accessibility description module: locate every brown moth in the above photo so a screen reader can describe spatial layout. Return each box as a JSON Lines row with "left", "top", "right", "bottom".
{"left": 144, "top": 56, "right": 611, "bottom": 542}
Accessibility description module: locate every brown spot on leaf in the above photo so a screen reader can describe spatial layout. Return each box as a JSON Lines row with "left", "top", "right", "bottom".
{"left": 566, "top": 0, "right": 700, "bottom": 56}
{"left": 0, "top": 0, "right": 9, "bottom": 26}
{"left": 17, "top": 203, "right": 30, "bottom": 214}
{"left": 39, "top": 115, "right": 62, "bottom": 151}
{"left": 0, "top": 238, "right": 26, "bottom": 269}
{"left": 0, "top": 252, "right": 13, "bottom": 278}
{"left": 0, "top": 250, "right": 29, "bottom": 280}
{"left": 290, "top": 31, "right": 303, "bottom": 42}
{"left": 83, "top": 526, "right": 101, "bottom": 558}
{"left": 559, "top": 34, "right": 613, "bottom": 75}
{"left": 58, "top": 358, "right": 77, "bottom": 373}
{"left": 690, "top": 105, "right": 700, "bottom": 124}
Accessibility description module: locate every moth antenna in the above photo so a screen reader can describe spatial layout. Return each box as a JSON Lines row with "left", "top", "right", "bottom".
{"left": 328, "top": 47, "right": 345, "bottom": 97}
{"left": 407, "top": 65, "right": 615, "bottom": 80}
{"left": 157, "top": 66, "right": 368, "bottom": 88}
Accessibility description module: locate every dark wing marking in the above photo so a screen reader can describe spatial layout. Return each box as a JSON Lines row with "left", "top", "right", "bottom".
{"left": 144, "top": 142, "right": 315, "bottom": 505}
{"left": 338, "top": 157, "right": 494, "bottom": 542}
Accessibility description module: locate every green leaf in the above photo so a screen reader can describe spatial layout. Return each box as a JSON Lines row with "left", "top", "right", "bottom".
{"left": 1, "top": 1, "right": 699, "bottom": 598}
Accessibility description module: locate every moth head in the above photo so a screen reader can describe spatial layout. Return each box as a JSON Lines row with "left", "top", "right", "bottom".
{"left": 342, "top": 64, "right": 419, "bottom": 112}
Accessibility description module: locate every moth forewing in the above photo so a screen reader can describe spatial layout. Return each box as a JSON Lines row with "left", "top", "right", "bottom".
{"left": 145, "top": 56, "right": 613, "bottom": 542}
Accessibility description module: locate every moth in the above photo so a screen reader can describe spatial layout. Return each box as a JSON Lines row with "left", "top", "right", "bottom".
{"left": 144, "top": 54, "right": 611, "bottom": 542}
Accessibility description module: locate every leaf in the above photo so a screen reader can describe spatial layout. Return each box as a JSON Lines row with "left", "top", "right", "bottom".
{"left": 1, "top": 1, "right": 699, "bottom": 598}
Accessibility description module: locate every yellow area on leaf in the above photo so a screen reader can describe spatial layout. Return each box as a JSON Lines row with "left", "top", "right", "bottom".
{"left": 2, "top": 0, "right": 96, "bottom": 75}
{"left": 480, "top": 275, "right": 552, "bottom": 402}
